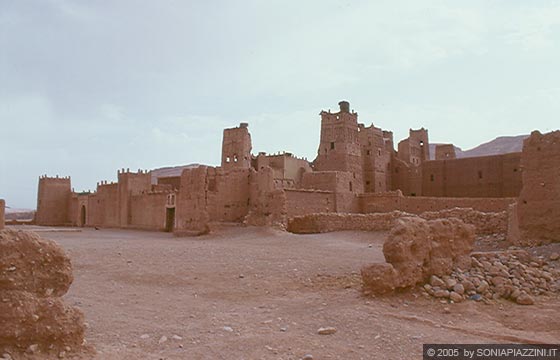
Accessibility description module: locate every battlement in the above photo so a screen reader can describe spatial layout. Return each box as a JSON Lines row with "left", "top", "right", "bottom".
{"left": 117, "top": 168, "right": 150, "bottom": 175}
{"left": 39, "top": 175, "right": 71, "bottom": 181}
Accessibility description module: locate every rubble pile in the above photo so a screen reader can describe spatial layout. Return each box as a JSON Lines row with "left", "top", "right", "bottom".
{"left": 422, "top": 250, "right": 560, "bottom": 305}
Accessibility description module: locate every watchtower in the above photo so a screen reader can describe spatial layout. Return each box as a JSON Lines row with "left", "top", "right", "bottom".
{"left": 36, "top": 175, "right": 72, "bottom": 226}
{"left": 221, "top": 123, "right": 252, "bottom": 170}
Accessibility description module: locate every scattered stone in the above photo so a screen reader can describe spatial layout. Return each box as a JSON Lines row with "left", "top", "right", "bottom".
{"left": 280, "top": 327, "right": 288, "bottom": 332}
{"left": 550, "top": 253, "right": 560, "bottom": 261}
{"left": 453, "top": 283, "right": 465, "bottom": 295}
{"left": 317, "top": 327, "right": 337, "bottom": 335}
{"left": 302, "top": 355, "right": 314, "bottom": 360}
{"left": 434, "top": 290, "right": 450, "bottom": 298}
{"left": 26, "top": 344, "right": 39, "bottom": 354}
{"left": 239, "top": 274, "right": 245, "bottom": 279}
{"left": 172, "top": 335, "right": 183, "bottom": 341}
{"left": 430, "top": 275, "right": 445, "bottom": 288}
{"left": 449, "top": 291, "right": 463, "bottom": 303}
{"left": 158, "top": 336, "right": 168, "bottom": 344}
{"left": 140, "top": 334, "right": 150, "bottom": 340}
{"left": 223, "top": 326, "right": 234, "bottom": 332}
{"left": 516, "top": 293, "right": 535, "bottom": 305}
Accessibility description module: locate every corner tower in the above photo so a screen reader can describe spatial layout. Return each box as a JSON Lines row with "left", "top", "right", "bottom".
{"left": 36, "top": 175, "right": 72, "bottom": 226}
{"left": 221, "top": 123, "right": 252, "bottom": 170}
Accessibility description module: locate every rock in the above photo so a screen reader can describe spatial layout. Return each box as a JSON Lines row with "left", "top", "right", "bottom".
{"left": 430, "top": 275, "right": 445, "bottom": 288}
{"left": 302, "top": 355, "right": 314, "bottom": 360}
{"left": 516, "top": 293, "right": 535, "bottom": 305}
{"left": 469, "top": 294, "right": 483, "bottom": 302}
{"left": 223, "top": 326, "right": 234, "bottom": 332}
{"left": 550, "top": 253, "right": 560, "bottom": 261}
{"left": 361, "top": 263, "right": 397, "bottom": 294}
{"left": 26, "top": 344, "right": 39, "bottom": 354}
{"left": 445, "top": 278, "right": 457, "bottom": 290}
{"left": 239, "top": 274, "right": 245, "bottom": 279}
{"left": 453, "top": 283, "right": 465, "bottom": 295}
{"left": 449, "top": 291, "right": 463, "bottom": 303}
{"left": 317, "top": 327, "right": 337, "bottom": 335}
{"left": 158, "top": 336, "right": 168, "bottom": 344}
{"left": 434, "top": 290, "right": 450, "bottom": 298}
{"left": 172, "top": 335, "right": 183, "bottom": 341}
{"left": 140, "top": 334, "right": 150, "bottom": 340}
{"left": 477, "top": 280, "right": 489, "bottom": 293}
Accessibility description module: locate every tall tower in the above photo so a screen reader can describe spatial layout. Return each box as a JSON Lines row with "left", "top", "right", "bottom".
{"left": 221, "top": 123, "right": 252, "bottom": 170}
{"left": 313, "top": 101, "right": 363, "bottom": 192}
{"left": 36, "top": 175, "right": 72, "bottom": 226}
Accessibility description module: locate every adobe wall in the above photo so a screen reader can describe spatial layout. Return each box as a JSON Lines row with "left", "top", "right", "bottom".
{"left": 88, "top": 182, "right": 119, "bottom": 227}
{"left": 514, "top": 131, "right": 560, "bottom": 245}
{"left": 207, "top": 168, "right": 251, "bottom": 222}
{"left": 360, "top": 192, "right": 515, "bottom": 214}
{"left": 422, "top": 153, "right": 522, "bottom": 198}
{"left": 246, "top": 167, "right": 287, "bottom": 226}
{"left": 359, "top": 124, "right": 391, "bottom": 193}
{"left": 391, "top": 158, "right": 422, "bottom": 196}
{"left": 130, "top": 192, "right": 168, "bottom": 230}
{"left": 36, "top": 176, "right": 72, "bottom": 226}
{"left": 175, "top": 166, "right": 211, "bottom": 235}
{"left": 117, "top": 170, "right": 152, "bottom": 227}
{"left": 285, "top": 189, "right": 336, "bottom": 217}
{"left": 0, "top": 199, "right": 5, "bottom": 230}
{"left": 69, "top": 194, "right": 90, "bottom": 227}
{"left": 256, "top": 153, "right": 312, "bottom": 189}
{"left": 157, "top": 176, "right": 181, "bottom": 191}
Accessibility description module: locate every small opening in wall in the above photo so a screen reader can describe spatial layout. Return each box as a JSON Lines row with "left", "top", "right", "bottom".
{"left": 478, "top": 171, "right": 483, "bottom": 179}
{"left": 513, "top": 168, "right": 518, "bottom": 172}
{"left": 366, "top": 181, "right": 370, "bottom": 186}
{"left": 366, "top": 150, "right": 371, "bottom": 155}
{"left": 226, "top": 157, "right": 231, "bottom": 163}
{"left": 233, "top": 154, "right": 238, "bottom": 163}
{"left": 430, "top": 174, "right": 434, "bottom": 182}
{"left": 349, "top": 181, "right": 353, "bottom": 191}
{"left": 330, "top": 142, "right": 335, "bottom": 150}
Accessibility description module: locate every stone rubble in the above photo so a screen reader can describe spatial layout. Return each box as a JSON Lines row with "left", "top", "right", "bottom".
{"left": 421, "top": 250, "right": 560, "bottom": 305}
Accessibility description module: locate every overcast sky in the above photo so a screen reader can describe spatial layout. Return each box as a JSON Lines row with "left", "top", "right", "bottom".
{"left": 1, "top": 0, "right": 560, "bottom": 209}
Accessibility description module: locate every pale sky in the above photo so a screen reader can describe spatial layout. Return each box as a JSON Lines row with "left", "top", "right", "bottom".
{"left": 1, "top": 0, "right": 560, "bottom": 209}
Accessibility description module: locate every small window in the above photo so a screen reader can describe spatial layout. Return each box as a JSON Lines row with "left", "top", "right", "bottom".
{"left": 226, "top": 157, "right": 231, "bottom": 163}
{"left": 233, "top": 154, "right": 238, "bottom": 163}
{"left": 366, "top": 181, "right": 371, "bottom": 185}
{"left": 430, "top": 174, "right": 434, "bottom": 182}
{"left": 478, "top": 171, "right": 483, "bottom": 179}
{"left": 513, "top": 168, "right": 518, "bottom": 172}
{"left": 330, "top": 142, "right": 335, "bottom": 150}
{"left": 349, "top": 181, "right": 353, "bottom": 191}
{"left": 378, "top": 149, "right": 381, "bottom": 156}
{"left": 366, "top": 150, "right": 371, "bottom": 155}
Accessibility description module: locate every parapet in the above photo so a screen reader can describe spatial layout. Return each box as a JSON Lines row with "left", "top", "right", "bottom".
{"left": 38, "top": 175, "right": 71, "bottom": 181}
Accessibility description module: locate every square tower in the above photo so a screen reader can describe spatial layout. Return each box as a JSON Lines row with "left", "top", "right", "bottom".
{"left": 221, "top": 123, "right": 252, "bottom": 170}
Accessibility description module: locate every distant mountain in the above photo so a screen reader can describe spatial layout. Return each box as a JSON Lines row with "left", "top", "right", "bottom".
{"left": 150, "top": 164, "right": 200, "bottom": 184}
{"left": 430, "top": 135, "right": 528, "bottom": 160}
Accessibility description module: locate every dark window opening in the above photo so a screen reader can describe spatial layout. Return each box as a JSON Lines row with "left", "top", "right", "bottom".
{"left": 430, "top": 174, "right": 434, "bottom": 182}
{"left": 478, "top": 171, "right": 483, "bottom": 179}
{"left": 330, "top": 142, "right": 335, "bottom": 150}
{"left": 366, "top": 181, "right": 371, "bottom": 186}
{"left": 349, "top": 181, "right": 353, "bottom": 192}
{"left": 513, "top": 168, "right": 518, "bottom": 172}
{"left": 366, "top": 150, "right": 371, "bottom": 155}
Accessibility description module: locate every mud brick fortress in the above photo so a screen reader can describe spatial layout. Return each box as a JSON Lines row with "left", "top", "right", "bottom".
{"left": 30, "top": 101, "right": 560, "bottom": 244}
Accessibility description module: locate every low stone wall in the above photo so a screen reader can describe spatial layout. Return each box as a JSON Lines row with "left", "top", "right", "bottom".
{"left": 419, "top": 208, "right": 507, "bottom": 235}
{"left": 287, "top": 211, "right": 408, "bottom": 234}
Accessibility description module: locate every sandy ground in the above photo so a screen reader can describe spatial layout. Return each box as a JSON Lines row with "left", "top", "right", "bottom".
{"left": 22, "top": 225, "right": 560, "bottom": 360}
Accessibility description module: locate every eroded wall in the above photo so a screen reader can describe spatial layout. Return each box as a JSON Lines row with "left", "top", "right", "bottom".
{"left": 130, "top": 192, "right": 168, "bottom": 230}
{"left": 515, "top": 131, "right": 560, "bottom": 244}
{"left": 285, "top": 189, "right": 335, "bottom": 217}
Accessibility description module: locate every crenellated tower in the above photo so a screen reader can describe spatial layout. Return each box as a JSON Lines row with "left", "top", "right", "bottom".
{"left": 36, "top": 175, "right": 72, "bottom": 226}
{"left": 221, "top": 123, "right": 252, "bottom": 170}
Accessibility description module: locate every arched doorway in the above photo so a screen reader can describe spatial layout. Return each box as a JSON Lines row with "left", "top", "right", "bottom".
{"left": 80, "top": 205, "right": 86, "bottom": 227}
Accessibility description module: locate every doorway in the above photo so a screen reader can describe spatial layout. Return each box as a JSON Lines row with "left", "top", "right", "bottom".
{"left": 80, "top": 205, "right": 86, "bottom": 227}
{"left": 165, "top": 208, "right": 175, "bottom": 232}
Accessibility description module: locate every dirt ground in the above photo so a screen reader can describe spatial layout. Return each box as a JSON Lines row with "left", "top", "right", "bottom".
{"left": 18, "top": 225, "right": 560, "bottom": 360}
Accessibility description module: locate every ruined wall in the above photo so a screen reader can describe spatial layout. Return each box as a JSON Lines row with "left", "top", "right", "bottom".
{"left": 514, "top": 131, "right": 560, "bottom": 245}
{"left": 0, "top": 199, "right": 4, "bottom": 230}
{"left": 422, "top": 153, "right": 522, "bottom": 198}
{"left": 360, "top": 192, "right": 515, "bottom": 214}
{"left": 175, "top": 166, "right": 211, "bottom": 235}
{"left": 391, "top": 157, "right": 422, "bottom": 196}
{"left": 246, "top": 167, "right": 287, "bottom": 226}
{"left": 130, "top": 192, "right": 168, "bottom": 230}
{"left": 313, "top": 101, "right": 364, "bottom": 193}
{"left": 397, "top": 128, "right": 430, "bottom": 166}
{"left": 36, "top": 176, "right": 72, "bottom": 226}
{"left": 285, "top": 189, "right": 336, "bottom": 217}
{"left": 221, "top": 123, "right": 252, "bottom": 170}
{"left": 435, "top": 144, "right": 456, "bottom": 160}
{"left": 207, "top": 168, "right": 251, "bottom": 222}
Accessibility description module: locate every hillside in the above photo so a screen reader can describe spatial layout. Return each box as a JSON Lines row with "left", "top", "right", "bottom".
{"left": 430, "top": 134, "right": 527, "bottom": 159}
